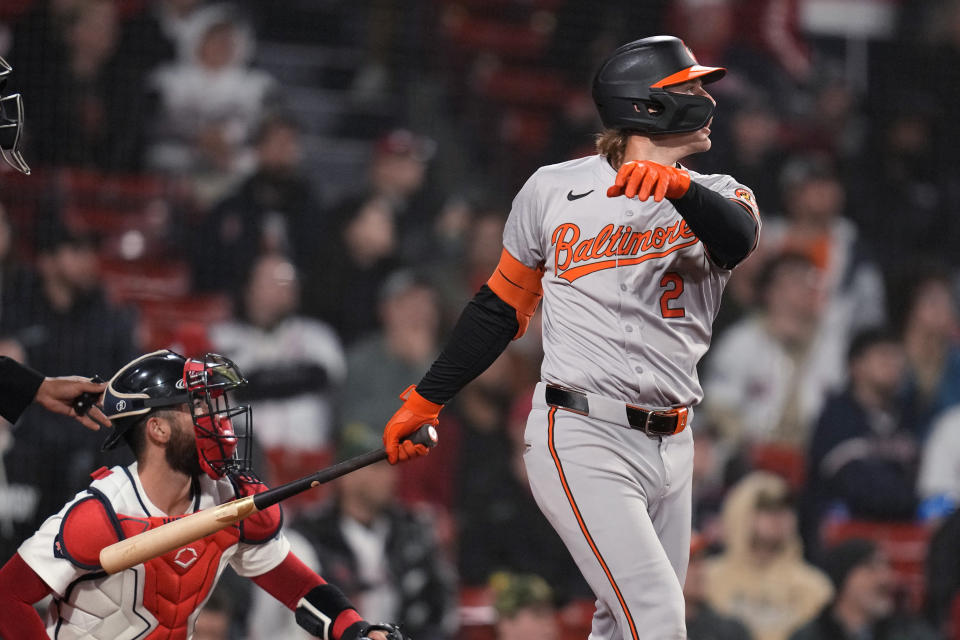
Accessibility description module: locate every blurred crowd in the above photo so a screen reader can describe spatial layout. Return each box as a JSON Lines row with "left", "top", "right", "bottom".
{"left": 3, "top": 0, "right": 960, "bottom": 638}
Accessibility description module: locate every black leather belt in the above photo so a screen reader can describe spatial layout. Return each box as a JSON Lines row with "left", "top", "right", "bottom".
{"left": 544, "top": 384, "right": 688, "bottom": 436}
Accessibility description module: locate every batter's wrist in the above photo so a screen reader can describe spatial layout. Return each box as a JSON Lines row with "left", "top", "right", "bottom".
{"left": 403, "top": 385, "right": 443, "bottom": 415}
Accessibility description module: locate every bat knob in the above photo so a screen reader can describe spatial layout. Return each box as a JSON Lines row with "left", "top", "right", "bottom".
{"left": 406, "top": 423, "right": 439, "bottom": 448}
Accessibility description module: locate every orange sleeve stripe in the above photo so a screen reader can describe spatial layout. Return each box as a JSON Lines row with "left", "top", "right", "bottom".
{"left": 494, "top": 248, "right": 544, "bottom": 293}
{"left": 487, "top": 249, "right": 544, "bottom": 316}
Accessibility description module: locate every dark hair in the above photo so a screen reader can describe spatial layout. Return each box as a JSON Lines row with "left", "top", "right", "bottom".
{"left": 847, "top": 327, "right": 898, "bottom": 364}
{"left": 888, "top": 263, "right": 956, "bottom": 335}
{"left": 755, "top": 251, "right": 816, "bottom": 298}
{"left": 819, "top": 538, "right": 878, "bottom": 591}
{"left": 35, "top": 224, "right": 98, "bottom": 256}
{"left": 754, "top": 486, "right": 795, "bottom": 512}
{"left": 253, "top": 111, "right": 303, "bottom": 146}
{"left": 122, "top": 408, "right": 182, "bottom": 459}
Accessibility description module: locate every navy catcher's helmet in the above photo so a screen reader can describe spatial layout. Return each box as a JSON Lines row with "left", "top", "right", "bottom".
{"left": 102, "top": 350, "right": 253, "bottom": 479}
{"left": 0, "top": 56, "right": 29, "bottom": 175}
{"left": 592, "top": 35, "right": 725, "bottom": 135}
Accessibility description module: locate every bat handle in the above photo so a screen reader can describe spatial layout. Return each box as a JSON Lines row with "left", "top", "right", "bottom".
{"left": 404, "top": 423, "right": 439, "bottom": 449}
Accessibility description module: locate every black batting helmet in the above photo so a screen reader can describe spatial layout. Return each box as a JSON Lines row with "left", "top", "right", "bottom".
{"left": 102, "top": 349, "right": 253, "bottom": 479}
{"left": 0, "top": 56, "right": 29, "bottom": 175}
{"left": 592, "top": 35, "right": 725, "bottom": 135}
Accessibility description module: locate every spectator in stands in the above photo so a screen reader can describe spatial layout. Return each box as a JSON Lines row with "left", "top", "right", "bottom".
{"left": 851, "top": 103, "right": 957, "bottom": 273}
{"left": 453, "top": 357, "right": 587, "bottom": 600}
{"left": 367, "top": 129, "right": 442, "bottom": 262}
{"left": 690, "top": 422, "right": 730, "bottom": 540}
{"left": 18, "top": 0, "right": 143, "bottom": 169}
{"left": 764, "top": 153, "right": 886, "bottom": 360}
{"left": 194, "top": 113, "right": 324, "bottom": 293}
{"left": 0, "top": 224, "right": 136, "bottom": 508}
{"left": 786, "top": 70, "right": 868, "bottom": 162}
{"left": 432, "top": 208, "right": 507, "bottom": 323}
{"left": 790, "top": 538, "right": 938, "bottom": 640}
{"left": 193, "top": 584, "right": 233, "bottom": 640}
{"left": 147, "top": 3, "right": 279, "bottom": 205}
{"left": 248, "top": 422, "right": 457, "bottom": 640}
{"left": 116, "top": 0, "right": 205, "bottom": 77}
{"left": 369, "top": 128, "right": 435, "bottom": 215}
{"left": 897, "top": 268, "right": 960, "bottom": 441}
{"left": 0, "top": 202, "right": 36, "bottom": 333}
{"left": 706, "top": 472, "right": 833, "bottom": 640}
{"left": 918, "top": 403, "right": 960, "bottom": 518}
{"left": 491, "top": 571, "right": 560, "bottom": 640}
{"left": 800, "top": 329, "right": 918, "bottom": 560}
{"left": 925, "top": 506, "right": 960, "bottom": 634}
{"left": 340, "top": 271, "right": 439, "bottom": 434}
{"left": 9, "top": 225, "right": 136, "bottom": 378}
{"left": 303, "top": 197, "right": 400, "bottom": 344}
{"left": 685, "top": 534, "right": 753, "bottom": 640}
{"left": 702, "top": 252, "right": 841, "bottom": 450}
{"left": 207, "top": 253, "right": 345, "bottom": 486}
{"left": 700, "top": 97, "right": 786, "bottom": 220}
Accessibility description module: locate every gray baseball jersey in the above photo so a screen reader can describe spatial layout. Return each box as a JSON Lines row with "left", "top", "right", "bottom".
{"left": 509, "top": 153, "right": 759, "bottom": 640}
{"left": 504, "top": 154, "right": 759, "bottom": 408}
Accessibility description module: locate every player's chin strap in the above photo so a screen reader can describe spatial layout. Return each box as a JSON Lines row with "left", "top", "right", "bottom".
{"left": 295, "top": 585, "right": 406, "bottom": 640}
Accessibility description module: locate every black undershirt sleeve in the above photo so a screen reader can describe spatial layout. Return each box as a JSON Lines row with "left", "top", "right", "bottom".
{"left": 415, "top": 285, "right": 519, "bottom": 405}
{"left": 668, "top": 181, "right": 759, "bottom": 269}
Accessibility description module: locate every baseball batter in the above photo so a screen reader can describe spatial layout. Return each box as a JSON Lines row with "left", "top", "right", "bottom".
{"left": 0, "top": 350, "right": 403, "bottom": 640}
{"left": 382, "top": 36, "right": 760, "bottom": 639}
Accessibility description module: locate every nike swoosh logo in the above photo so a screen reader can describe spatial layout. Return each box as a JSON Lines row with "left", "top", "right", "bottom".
{"left": 566, "top": 189, "right": 594, "bottom": 201}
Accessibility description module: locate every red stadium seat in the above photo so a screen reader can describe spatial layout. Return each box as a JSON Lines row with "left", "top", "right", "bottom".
{"left": 749, "top": 443, "right": 806, "bottom": 491}
{"left": 100, "top": 258, "right": 192, "bottom": 303}
{"left": 559, "top": 598, "right": 595, "bottom": 640}
{"left": 821, "top": 520, "right": 933, "bottom": 612}
{"left": 475, "top": 67, "right": 568, "bottom": 106}
{"left": 134, "top": 294, "right": 232, "bottom": 352}
{"left": 262, "top": 446, "right": 334, "bottom": 517}
{"left": 442, "top": 12, "right": 553, "bottom": 60}
{"left": 459, "top": 586, "right": 497, "bottom": 640}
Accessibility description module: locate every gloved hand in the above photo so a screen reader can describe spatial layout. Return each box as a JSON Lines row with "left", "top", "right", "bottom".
{"left": 606, "top": 160, "right": 691, "bottom": 201}
{"left": 349, "top": 622, "right": 407, "bottom": 640}
{"left": 383, "top": 385, "right": 442, "bottom": 464}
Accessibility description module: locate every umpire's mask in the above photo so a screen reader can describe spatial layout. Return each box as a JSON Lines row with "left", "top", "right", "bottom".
{"left": 0, "top": 57, "right": 30, "bottom": 175}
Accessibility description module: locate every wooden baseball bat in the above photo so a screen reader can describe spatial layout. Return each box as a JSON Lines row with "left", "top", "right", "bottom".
{"left": 99, "top": 424, "right": 438, "bottom": 574}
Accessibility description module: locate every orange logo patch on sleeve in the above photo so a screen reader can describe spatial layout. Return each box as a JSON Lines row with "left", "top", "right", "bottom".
{"left": 734, "top": 188, "right": 758, "bottom": 213}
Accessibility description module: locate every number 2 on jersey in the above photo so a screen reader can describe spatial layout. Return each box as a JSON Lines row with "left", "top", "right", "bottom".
{"left": 659, "top": 272, "right": 685, "bottom": 318}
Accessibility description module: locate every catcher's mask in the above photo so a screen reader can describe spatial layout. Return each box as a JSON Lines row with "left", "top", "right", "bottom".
{"left": 0, "top": 57, "right": 30, "bottom": 175}
{"left": 102, "top": 350, "right": 253, "bottom": 479}
{"left": 592, "top": 35, "right": 725, "bottom": 135}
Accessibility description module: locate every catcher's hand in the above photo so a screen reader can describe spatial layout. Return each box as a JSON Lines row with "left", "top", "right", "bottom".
{"left": 383, "top": 384, "right": 442, "bottom": 464}
{"left": 360, "top": 623, "right": 407, "bottom": 640}
{"left": 606, "top": 160, "right": 691, "bottom": 201}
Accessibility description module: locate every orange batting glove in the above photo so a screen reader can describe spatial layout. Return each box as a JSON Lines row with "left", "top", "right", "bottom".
{"left": 606, "top": 160, "right": 691, "bottom": 202}
{"left": 383, "top": 385, "right": 443, "bottom": 464}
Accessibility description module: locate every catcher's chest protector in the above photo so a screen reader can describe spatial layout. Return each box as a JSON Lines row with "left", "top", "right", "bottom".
{"left": 52, "top": 511, "right": 240, "bottom": 639}
{"left": 40, "top": 467, "right": 280, "bottom": 640}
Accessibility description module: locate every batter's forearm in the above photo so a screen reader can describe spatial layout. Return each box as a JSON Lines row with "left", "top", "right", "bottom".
{"left": 416, "top": 285, "right": 519, "bottom": 404}
{"left": 669, "top": 182, "right": 759, "bottom": 269}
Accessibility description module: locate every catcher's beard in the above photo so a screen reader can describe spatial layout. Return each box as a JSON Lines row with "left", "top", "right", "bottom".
{"left": 166, "top": 422, "right": 204, "bottom": 478}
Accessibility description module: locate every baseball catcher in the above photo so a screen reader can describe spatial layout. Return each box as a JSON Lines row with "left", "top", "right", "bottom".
{"left": 0, "top": 350, "right": 406, "bottom": 640}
